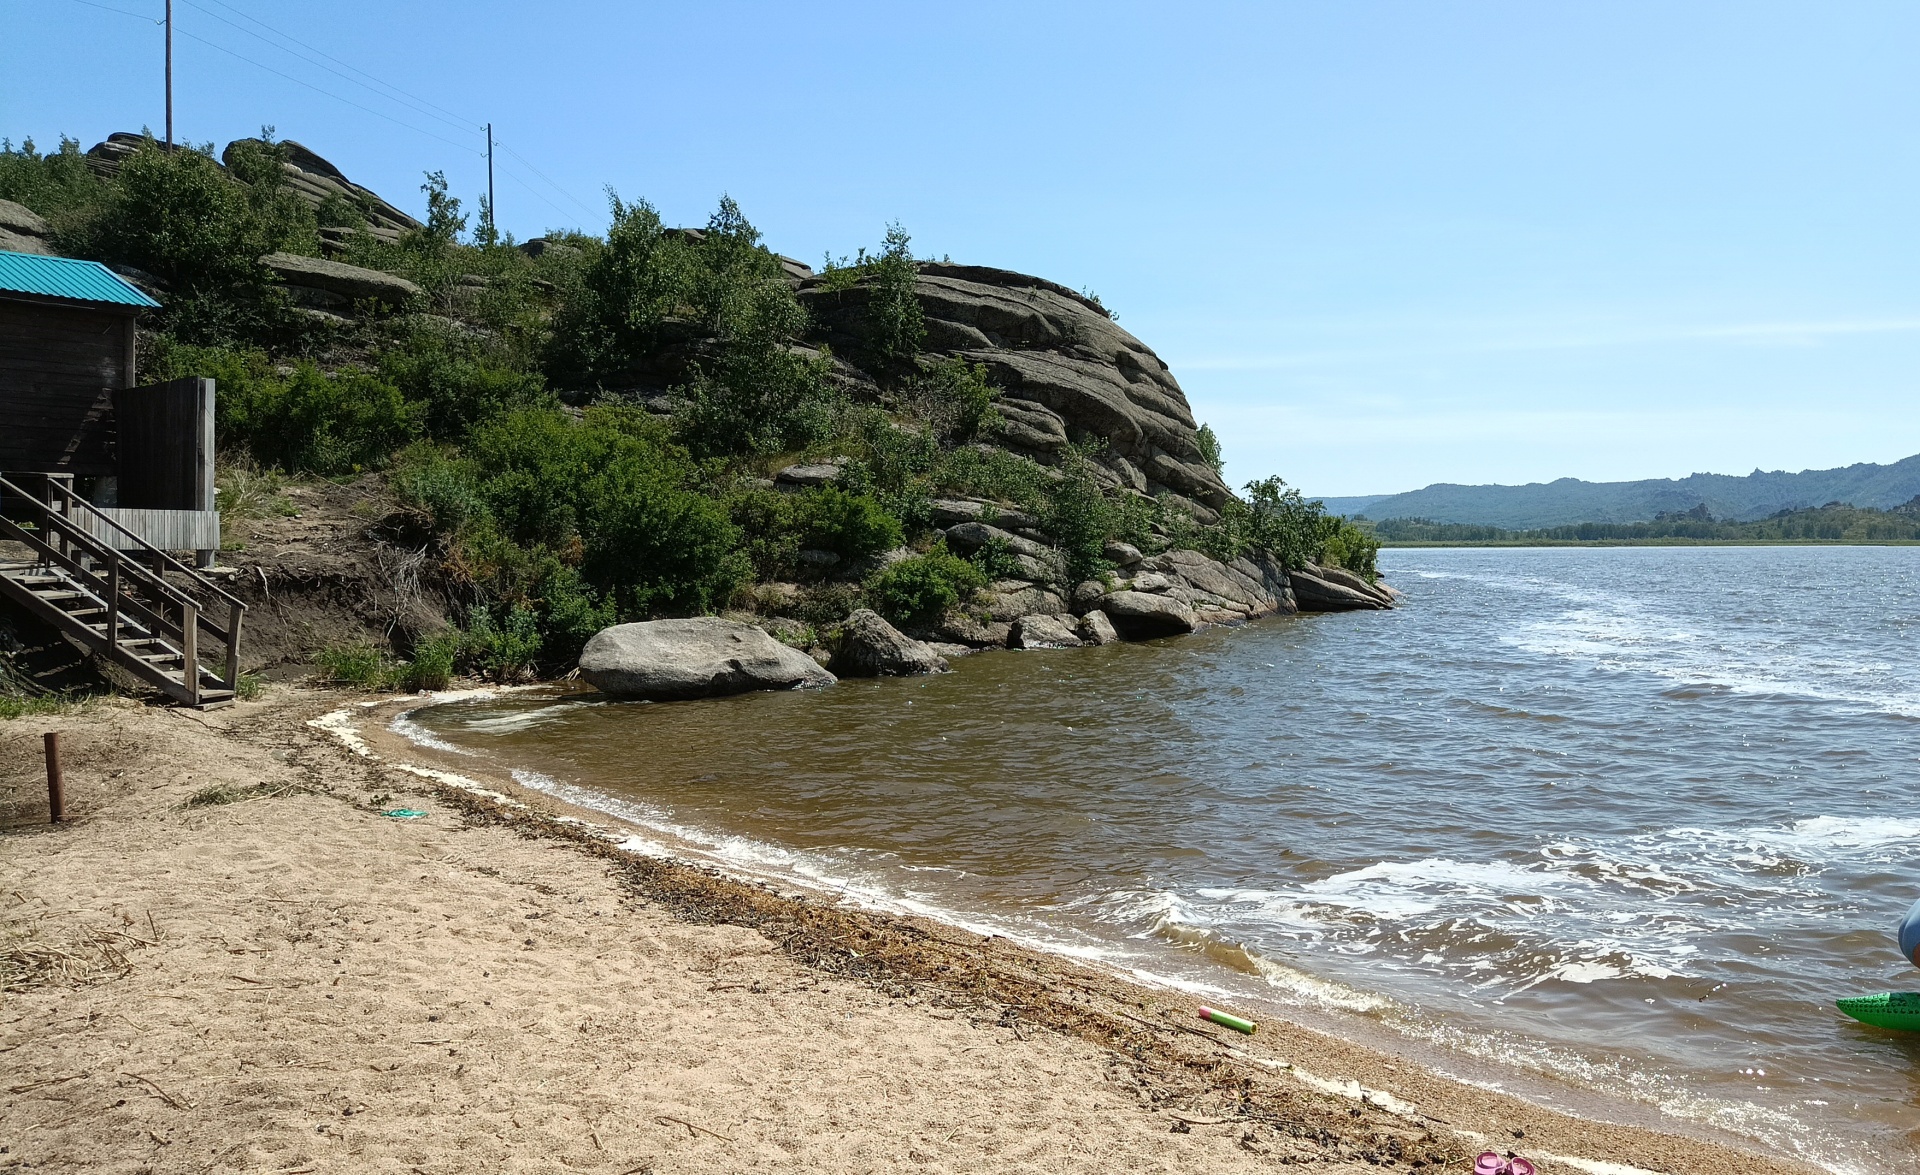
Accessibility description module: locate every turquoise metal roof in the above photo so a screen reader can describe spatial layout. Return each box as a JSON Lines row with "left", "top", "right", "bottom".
{"left": 0, "top": 249, "right": 161, "bottom": 309}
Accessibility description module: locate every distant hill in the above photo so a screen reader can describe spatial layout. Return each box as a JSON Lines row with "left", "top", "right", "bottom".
{"left": 1345, "top": 455, "right": 1920, "bottom": 528}
{"left": 1318, "top": 495, "right": 1390, "bottom": 517}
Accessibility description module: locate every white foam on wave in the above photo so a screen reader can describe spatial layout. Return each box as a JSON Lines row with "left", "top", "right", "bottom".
{"left": 460, "top": 702, "right": 597, "bottom": 734}
{"left": 493, "top": 771, "right": 1124, "bottom": 965}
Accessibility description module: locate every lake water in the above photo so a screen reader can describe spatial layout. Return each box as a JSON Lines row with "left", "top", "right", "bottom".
{"left": 402, "top": 546, "right": 1920, "bottom": 1172}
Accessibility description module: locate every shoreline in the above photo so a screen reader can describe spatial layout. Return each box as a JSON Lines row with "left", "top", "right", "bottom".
{"left": 1, "top": 687, "right": 1826, "bottom": 1174}
{"left": 1378, "top": 539, "right": 1920, "bottom": 548}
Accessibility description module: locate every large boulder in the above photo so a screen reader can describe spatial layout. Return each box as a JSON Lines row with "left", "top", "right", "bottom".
{"left": 774, "top": 462, "right": 844, "bottom": 488}
{"left": 1009, "top": 613, "right": 1082, "bottom": 650}
{"left": 1314, "top": 564, "right": 1395, "bottom": 606}
{"left": 1289, "top": 568, "right": 1390, "bottom": 612}
{"left": 1078, "top": 610, "right": 1120, "bottom": 645}
{"left": 0, "top": 199, "right": 56, "bottom": 256}
{"left": 980, "top": 581, "right": 1069, "bottom": 622}
{"left": 830, "top": 609, "right": 949, "bottom": 676}
{"left": 936, "top": 612, "right": 1012, "bottom": 648}
{"left": 1099, "top": 590, "right": 1199, "bottom": 639}
{"left": 260, "top": 252, "right": 422, "bottom": 307}
{"left": 579, "top": 617, "right": 837, "bottom": 700}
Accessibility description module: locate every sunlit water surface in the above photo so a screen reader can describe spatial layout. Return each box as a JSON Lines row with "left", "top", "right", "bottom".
{"left": 404, "top": 546, "right": 1920, "bottom": 1172}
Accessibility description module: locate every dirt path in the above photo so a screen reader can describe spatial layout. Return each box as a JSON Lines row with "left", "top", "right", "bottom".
{"left": 1, "top": 691, "right": 1819, "bottom": 1174}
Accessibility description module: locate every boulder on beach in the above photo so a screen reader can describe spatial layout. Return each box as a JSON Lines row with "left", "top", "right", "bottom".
{"left": 830, "top": 609, "right": 949, "bottom": 677}
{"left": 1099, "top": 590, "right": 1199, "bottom": 639}
{"left": 579, "top": 617, "right": 837, "bottom": 700}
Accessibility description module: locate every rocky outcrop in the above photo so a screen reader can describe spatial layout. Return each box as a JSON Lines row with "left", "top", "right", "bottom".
{"left": 1289, "top": 566, "right": 1391, "bottom": 612}
{"left": 259, "top": 252, "right": 422, "bottom": 309}
{"left": 231, "top": 138, "right": 421, "bottom": 245}
{"left": 830, "top": 609, "right": 948, "bottom": 676}
{"left": 579, "top": 617, "right": 836, "bottom": 700}
{"left": 941, "top": 521, "right": 1067, "bottom": 583}
{"left": 0, "top": 200, "right": 56, "bottom": 256}
{"left": 797, "top": 263, "right": 1232, "bottom": 515}
{"left": 84, "top": 135, "right": 422, "bottom": 249}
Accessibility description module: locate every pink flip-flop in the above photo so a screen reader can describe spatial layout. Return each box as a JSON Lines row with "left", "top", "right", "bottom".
{"left": 1474, "top": 1153, "right": 1506, "bottom": 1175}
{"left": 1507, "top": 1159, "right": 1536, "bottom": 1175}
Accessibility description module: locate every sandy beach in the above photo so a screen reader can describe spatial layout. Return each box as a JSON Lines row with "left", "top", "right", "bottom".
{"left": 1, "top": 689, "right": 1820, "bottom": 1174}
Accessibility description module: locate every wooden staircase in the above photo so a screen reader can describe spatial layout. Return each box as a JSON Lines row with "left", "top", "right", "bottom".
{"left": 0, "top": 474, "right": 244, "bottom": 708}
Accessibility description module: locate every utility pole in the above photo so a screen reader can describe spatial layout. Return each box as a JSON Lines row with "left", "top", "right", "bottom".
{"left": 164, "top": 0, "right": 173, "bottom": 148}
{"left": 486, "top": 123, "right": 495, "bottom": 243}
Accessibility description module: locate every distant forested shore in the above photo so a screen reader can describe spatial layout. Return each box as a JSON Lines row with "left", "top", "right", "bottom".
{"left": 1368, "top": 499, "right": 1920, "bottom": 546}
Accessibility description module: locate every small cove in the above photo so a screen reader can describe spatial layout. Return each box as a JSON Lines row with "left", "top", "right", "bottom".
{"left": 401, "top": 545, "right": 1920, "bottom": 1173}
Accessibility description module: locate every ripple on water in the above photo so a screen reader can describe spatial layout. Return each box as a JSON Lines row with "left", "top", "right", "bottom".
{"left": 398, "top": 546, "right": 1920, "bottom": 1172}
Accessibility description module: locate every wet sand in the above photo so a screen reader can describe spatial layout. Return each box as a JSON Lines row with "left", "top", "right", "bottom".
{"left": 0, "top": 690, "right": 1819, "bottom": 1174}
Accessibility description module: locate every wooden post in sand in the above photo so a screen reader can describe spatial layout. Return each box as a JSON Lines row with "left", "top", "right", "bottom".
{"left": 43, "top": 732, "right": 65, "bottom": 823}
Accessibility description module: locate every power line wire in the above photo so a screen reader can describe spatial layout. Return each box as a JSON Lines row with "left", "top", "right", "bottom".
{"left": 175, "top": 28, "right": 482, "bottom": 156}
{"left": 57, "top": 0, "right": 605, "bottom": 229}
{"left": 180, "top": 0, "right": 481, "bottom": 135}
{"left": 499, "top": 142, "right": 603, "bottom": 221}
{"left": 59, "top": 0, "right": 161, "bottom": 24}
{"left": 194, "top": 0, "right": 479, "bottom": 133}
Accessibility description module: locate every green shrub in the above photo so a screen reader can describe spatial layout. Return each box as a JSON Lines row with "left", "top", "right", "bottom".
{"left": 794, "top": 486, "right": 903, "bottom": 561}
{"left": 1242, "top": 476, "right": 1329, "bottom": 571}
{"left": 463, "top": 604, "right": 543, "bottom": 679}
{"left": 544, "top": 194, "right": 689, "bottom": 384}
{"left": 930, "top": 445, "right": 1048, "bottom": 510}
{"left": 838, "top": 409, "right": 938, "bottom": 532}
{"left": 0, "top": 136, "right": 110, "bottom": 227}
{"left": 865, "top": 222, "right": 925, "bottom": 370}
{"left": 865, "top": 544, "right": 985, "bottom": 626}
{"left": 394, "top": 631, "right": 459, "bottom": 691}
{"left": 314, "top": 643, "right": 388, "bottom": 688}
{"left": 399, "top": 406, "right": 743, "bottom": 634}
{"left": 968, "top": 536, "right": 1023, "bottom": 582}
{"left": 725, "top": 485, "right": 802, "bottom": 578}
{"left": 378, "top": 332, "right": 552, "bottom": 441}
{"left": 1042, "top": 444, "right": 1119, "bottom": 584}
{"left": 77, "top": 133, "right": 319, "bottom": 345}
{"left": 1320, "top": 517, "right": 1380, "bottom": 581}
{"left": 903, "top": 358, "right": 999, "bottom": 442}
{"left": 391, "top": 443, "right": 488, "bottom": 530}
{"left": 257, "top": 364, "right": 422, "bottom": 475}
{"left": 1196, "top": 423, "right": 1224, "bottom": 475}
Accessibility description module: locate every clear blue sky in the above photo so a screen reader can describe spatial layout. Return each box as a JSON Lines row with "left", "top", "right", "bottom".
{"left": 11, "top": 1, "right": 1920, "bottom": 496}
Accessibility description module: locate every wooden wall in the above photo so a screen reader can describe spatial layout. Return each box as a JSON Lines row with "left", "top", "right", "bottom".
{"left": 114, "top": 378, "right": 215, "bottom": 510}
{"left": 0, "top": 296, "right": 133, "bottom": 478}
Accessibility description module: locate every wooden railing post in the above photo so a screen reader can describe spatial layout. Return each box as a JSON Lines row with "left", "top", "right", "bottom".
{"left": 105, "top": 553, "right": 120, "bottom": 651}
{"left": 224, "top": 600, "right": 242, "bottom": 692}
{"left": 181, "top": 601, "right": 199, "bottom": 706}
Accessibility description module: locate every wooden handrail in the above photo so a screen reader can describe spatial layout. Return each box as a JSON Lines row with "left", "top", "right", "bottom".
{"left": 0, "top": 474, "right": 246, "bottom": 693}
{"left": 0, "top": 514, "right": 190, "bottom": 656}
{"left": 33, "top": 477, "right": 245, "bottom": 612}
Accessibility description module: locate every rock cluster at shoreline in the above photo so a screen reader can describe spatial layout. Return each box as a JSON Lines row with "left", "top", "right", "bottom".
{"left": 588, "top": 533, "right": 1395, "bottom": 700}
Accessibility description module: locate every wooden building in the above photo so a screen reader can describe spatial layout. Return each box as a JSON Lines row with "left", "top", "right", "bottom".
{"left": 0, "top": 247, "right": 242, "bottom": 707}
{"left": 0, "top": 249, "right": 218, "bottom": 553}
